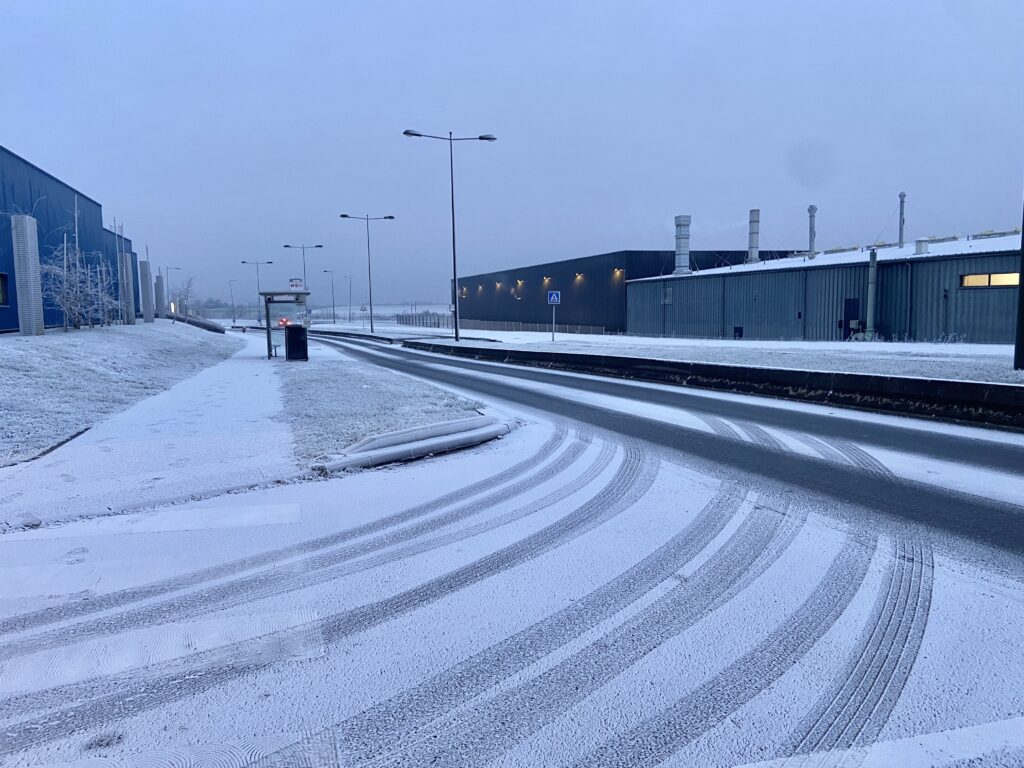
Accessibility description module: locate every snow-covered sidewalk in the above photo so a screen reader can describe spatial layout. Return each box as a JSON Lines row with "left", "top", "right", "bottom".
{"left": 0, "top": 321, "right": 244, "bottom": 467}
{"left": 0, "top": 332, "right": 488, "bottom": 532}
{"left": 0, "top": 333, "right": 295, "bottom": 531}
{"left": 313, "top": 321, "right": 1023, "bottom": 385}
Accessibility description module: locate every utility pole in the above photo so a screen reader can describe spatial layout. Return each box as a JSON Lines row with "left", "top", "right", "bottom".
{"left": 345, "top": 275, "right": 352, "bottom": 322}
{"left": 1014, "top": 198, "right": 1024, "bottom": 370}
{"left": 323, "top": 269, "right": 336, "bottom": 323}
{"left": 228, "top": 279, "right": 237, "bottom": 324}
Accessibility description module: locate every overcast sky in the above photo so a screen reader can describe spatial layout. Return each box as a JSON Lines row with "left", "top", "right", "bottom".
{"left": 5, "top": 0, "right": 1022, "bottom": 307}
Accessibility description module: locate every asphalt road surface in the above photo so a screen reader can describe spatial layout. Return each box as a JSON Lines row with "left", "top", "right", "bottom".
{"left": 0, "top": 335, "right": 1021, "bottom": 767}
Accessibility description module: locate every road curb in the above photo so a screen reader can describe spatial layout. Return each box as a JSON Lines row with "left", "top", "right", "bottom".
{"left": 400, "top": 341, "right": 1024, "bottom": 430}
{"left": 316, "top": 415, "right": 515, "bottom": 473}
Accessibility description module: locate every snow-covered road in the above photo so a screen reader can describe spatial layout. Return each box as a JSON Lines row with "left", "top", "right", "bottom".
{"left": 0, "top": 335, "right": 1022, "bottom": 766}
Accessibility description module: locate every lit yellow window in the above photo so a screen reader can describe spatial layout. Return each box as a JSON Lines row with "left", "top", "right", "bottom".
{"left": 989, "top": 272, "right": 1019, "bottom": 286}
{"left": 960, "top": 274, "right": 989, "bottom": 287}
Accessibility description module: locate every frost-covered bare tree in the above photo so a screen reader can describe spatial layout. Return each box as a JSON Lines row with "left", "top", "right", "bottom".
{"left": 41, "top": 241, "right": 124, "bottom": 330}
{"left": 171, "top": 276, "right": 196, "bottom": 317}
{"left": 41, "top": 240, "right": 90, "bottom": 330}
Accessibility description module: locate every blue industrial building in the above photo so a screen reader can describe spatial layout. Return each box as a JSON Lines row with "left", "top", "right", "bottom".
{"left": 0, "top": 145, "right": 140, "bottom": 333}
{"left": 457, "top": 248, "right": 796, "bottom": 334}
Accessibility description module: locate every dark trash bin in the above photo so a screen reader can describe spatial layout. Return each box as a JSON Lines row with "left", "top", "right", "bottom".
{"left": 284, "top": 324, "right": 309, "bottom": 361}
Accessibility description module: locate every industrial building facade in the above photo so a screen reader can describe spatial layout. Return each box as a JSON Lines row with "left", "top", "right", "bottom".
{"left": 0, "top": 145, "right": 142, "bottom": 333}
{"left": 627, "top": 236, "right": 1021, "bottom": 343}
{"left": 453, "top": 223, "right": 1019, "bottom": 343}
{"left": 457, "top": 249, "right": 796, "bottom": 333}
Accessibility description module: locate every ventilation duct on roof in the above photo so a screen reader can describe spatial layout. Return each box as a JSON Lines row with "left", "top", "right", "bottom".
{"left": 807, "top": 204, "right": 817, "bottom": 256}
{"left": 746, "top": 209, "right": 760, "bottom": 264}
{"left": 915, "top": 238, "right": 928, "bottom": 255}
{"left": 673, "top": 215, "right": 692, "bottom": 275}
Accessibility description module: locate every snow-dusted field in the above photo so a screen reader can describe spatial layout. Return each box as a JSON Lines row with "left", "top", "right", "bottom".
{"left": 317, "top": 320, "right": 1023, "bottom": 385}
{"left": 0, "top": 321, "right": 244, "bottom": 467}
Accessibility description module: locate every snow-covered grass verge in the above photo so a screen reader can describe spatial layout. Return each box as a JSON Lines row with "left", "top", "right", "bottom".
{"left": 0, "top": 321, "right": 244, "bottom": 467}
{"left": 275, "top": 344, "right": 482, "bottom": 466}
{"left": 317, "top": 321, "right": 1023, "bottom": 385}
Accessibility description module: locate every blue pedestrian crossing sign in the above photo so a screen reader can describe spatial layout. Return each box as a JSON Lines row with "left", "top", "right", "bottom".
{"left": 547, "top": 291, "right": 561, "bottom": 305}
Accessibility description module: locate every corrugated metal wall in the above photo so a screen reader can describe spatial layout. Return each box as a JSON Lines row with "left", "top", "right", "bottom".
{"left": 627, "top": 250, "right": 1020, "bottom": 343}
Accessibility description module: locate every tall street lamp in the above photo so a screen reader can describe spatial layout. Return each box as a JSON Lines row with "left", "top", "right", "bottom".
{"left": 323, "top": 269, "right": 337, "bottom": 324}
{"left": 241, "top": 259, "right": 273, "bottom": 324}
{"left": 228, "top": 279, "right": 237, "bottom": 324}
{"left": 402, "top": 129, "right": 496, "bottom": 342}
{"left": 283, "top": 243, "right": 323, "bottom": 291}
{"left": 339, "top": 214, "right": 395, "bottom": 333}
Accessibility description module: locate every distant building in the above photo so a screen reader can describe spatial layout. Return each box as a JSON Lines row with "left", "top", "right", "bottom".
{"left": 0, "top": 145, "right": 141, "bottom": 333}
{"left": 628, "top": 234, "right": 1021, "bottom": 343}
{"left": 456, "top": 249, "right": 796, "bottom": 334}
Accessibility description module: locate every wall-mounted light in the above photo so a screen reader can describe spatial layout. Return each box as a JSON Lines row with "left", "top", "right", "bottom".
{"left": 495, "top": 281, "right": 502, "bottom": 288}
{"left": 543, "top": 276, "right": 551, "bottom": 281}
{"left": 575, "top": 272, "right": 583, "bottom": 279}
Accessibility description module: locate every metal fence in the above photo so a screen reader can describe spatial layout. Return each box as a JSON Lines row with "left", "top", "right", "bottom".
{"left": 396, "top": 314, "right": 608, "bottom": 335}
{"left": 397, "top": 313, "right": 454, "bottom": 328}
{"left": 459, "top": 319, "right": 607, "bottom": 335}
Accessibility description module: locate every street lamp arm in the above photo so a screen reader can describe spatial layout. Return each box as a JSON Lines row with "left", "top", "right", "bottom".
{"left": 404, "top": 130, "right": 497, "bottom": 142}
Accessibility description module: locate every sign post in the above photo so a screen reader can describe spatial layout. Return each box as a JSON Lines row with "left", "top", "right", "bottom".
{"left": 547, "top": 290, "right": 560, "bottom": 342}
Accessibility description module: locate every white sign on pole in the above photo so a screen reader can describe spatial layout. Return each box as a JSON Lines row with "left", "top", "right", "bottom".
{"left": 289, "top": 277, "right": 304, "bottom": 290}
{"left": 548, "top": 291, "right": 560, "bottom": 341}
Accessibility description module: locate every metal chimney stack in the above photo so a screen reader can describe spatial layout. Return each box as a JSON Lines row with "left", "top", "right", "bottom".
{"left": 808, "top": 204, "right": 818, "bottom": 255}
{"left": 746, "top": 209, "right": 760, "bottom": 264}
{"left": 673, "top": 215, "right": 692, "bottom": 275}
{"left": 898, "top": 192, "right": 907, "bottom": 247}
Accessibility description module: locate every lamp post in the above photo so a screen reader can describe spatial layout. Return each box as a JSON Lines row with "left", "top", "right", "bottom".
{"left": 402, "top": 128, "right": 496, "bottom": 342}
{"left": 344, "top": 274, "right": 352, "bottom": 322}
{"left": 282, "top": 243, "right": 323, "bottom": 291}
{"left": 339, "top": 214, "right": 395, "bottom": 333}
{"left": 323, "top": 269, "right": 336, "bottom": 324}
{"left": 166, "top": 266, "right": 181, "bottom": 319}
{"left": 241, "top": 259, "right": 273, "bottom": 324}
{"left": 228, "top": 279, "right": 237, "bottom": 323}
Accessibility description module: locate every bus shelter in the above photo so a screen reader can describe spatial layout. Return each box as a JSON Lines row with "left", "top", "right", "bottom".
{"left": 258, "top": 289, "right": 310, "bottom": 360}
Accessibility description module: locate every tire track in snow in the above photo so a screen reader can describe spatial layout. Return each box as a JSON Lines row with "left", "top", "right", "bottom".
{"left": 0, "top": 432, "right": 588, "bottom": 662}
{"left": 778, "top": 538, "right": 934, "bottom": 765}
{"left": 829, "top": 438, "right": 895, "bottom": 479}
{"left": 569, "top": 537, "right": 876, "bottom": 768}
{"left": 0, "top": 426, "right": 569, "bottom": 639}
{"left": 734, "top": 422, "right": 787, "bottom": 453}
{"left": 260, "top": 482, "right": 752, "bottom": 767}
{"left": 692, "top": 414, "right": 742, "bottom": 441}
{"left": 787, "top": 432, "right": 851, "bottom": 466}
{"left": 0, "top": 439, "right": 613, "bottom": 718}
{"left": 369, "top": 495, "right": 804, "bottom": 768}
{"left": 0, "top": 443, "right": 656, "bottom": 754}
